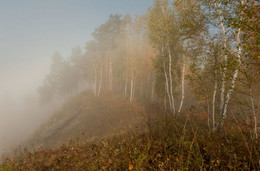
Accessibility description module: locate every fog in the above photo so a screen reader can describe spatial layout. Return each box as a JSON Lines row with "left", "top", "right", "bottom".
{"left": 0, "top": 0, "right": 154, "bottom": 156}
{"left": 0, "top": 59, "right": 50, "bottom": 154}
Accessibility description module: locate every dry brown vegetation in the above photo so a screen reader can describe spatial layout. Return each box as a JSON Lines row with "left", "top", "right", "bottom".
{"left": 23, "top": 91, "right": 145, "bottom": 149}
{"left": 1, "top": 91, "right": 259, "bottom": 170}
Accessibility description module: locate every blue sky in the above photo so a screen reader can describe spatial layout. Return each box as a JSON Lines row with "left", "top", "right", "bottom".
{"left": 0, "top": 0, "right": 153, "bottom": 66}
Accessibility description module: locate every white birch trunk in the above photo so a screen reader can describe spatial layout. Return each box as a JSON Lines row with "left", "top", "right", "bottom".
{"left": 140, "top": 80, "right": 143, "bottom": 98}
{"left": 97, "top": 64, "right": 103, "bottom": 96}
{"left": 164, "top": 61, "right": 172, "bottom": 112}
{"left": 125, "top": 54, "right": 129, "bottom": 96}
{"left": 133, "top": 79, "right": 136, "bottom": 100}
{"left": 206, "top": 95, "right": 211, "bottom": 129}
{"left": 168, "top": 46, "right": 175, "bottom": 114}
{"left": 109, "top": 56, "right": 113, "bottom": 91}
{"left": 249, "top": 88, "right": 258, "bottom": 140}
{"left": 216, "top": 0, "right": 246, "bottom": 131}
{"left": 94, "top": 65, "right": 97, "bottom": 96}
{"left": 130, "top": 70, "right": 134, "bottom": 102}
{"left": 160, "top": 1, "right": 175, "bottom": 113}
{"left": 105, "top": 57, "right": 108, "bottom": 87}
{"left": 216, "top": 68, "right": 239, "bottom": 130}
{"left": 212, "top": 71, "right": 217, "bottom": 130}
{"left": 215, "top": 1, "right": 228, "bottom": 116}
{"left": 125, "top": 74, "right": 128, "bottom": 96}
{"left": 177, "top": 53, "right": 185, "bottom": 114}
{"left": 151, "top": 77, "right": 155, "bottom": 102}
{"left": 160, "top": 0, "right": 166, "bottom": 14}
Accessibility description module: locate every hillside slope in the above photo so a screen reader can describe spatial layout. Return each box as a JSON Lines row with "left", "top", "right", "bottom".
{"left": 1, "top": 91, "right": 259, "bottom": 170}
{"left": 2, "top": 110, "right": 259, "bottom": 170}
{"left": 25, "top": 91, "right": 145, "bottom": 149}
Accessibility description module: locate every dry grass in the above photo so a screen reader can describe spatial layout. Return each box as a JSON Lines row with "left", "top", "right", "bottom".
{"left": 1, "top": 93, "right": 259, "bottom": 170}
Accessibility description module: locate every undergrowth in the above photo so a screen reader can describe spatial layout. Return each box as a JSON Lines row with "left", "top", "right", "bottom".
{"left": 1, "top": 108, "right": 259, "bottom": 170}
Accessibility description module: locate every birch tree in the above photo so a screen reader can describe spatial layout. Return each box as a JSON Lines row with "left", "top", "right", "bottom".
{"left": 174, "top": 0, "right": 207, "bottom": 114}
{"left": 148, "top": 0, "right": 181, "bottom": 114}
{"left": 215, "top": 0, "right": 247, "bottom": 131}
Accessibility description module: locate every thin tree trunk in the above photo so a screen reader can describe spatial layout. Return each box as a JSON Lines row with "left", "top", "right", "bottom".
{"left": 164, "top": 61, "right": 172, "bottom": 112}
{"left": 177, "top": 53, "right": 185, "bottom": 114}
{"left": 120, "top": 73, "right": 122, "bottom": 93}
{"left": 133, "top": 78, "right": 136, "bottom": 100}
{"left": 216, "top": 0, "right": 245, "bottom": 131}
{"left": 109, "top": 56, "right": 113, "bottom": 91}
{"left": 98, "top": 64, "right": 103, "bottom": 96}
{"left": 160, "top": 0, "right": 166, "bottom": 14}
{"left": 164, "top": 75, "right": 167, "bottom": 111}
{"left": 249, "top": 88, "right": 258, "bottom": 140}
{"left": 168, "top": 46, "right": 175, "bottom": 114}
{"left": 125, "top": 55, "right": 129, "bottom": 96}
{"left": 105, "top": 57, "right": 108, "bottom": 87}
{"left": 125, "top": 74, "right": 128, "bottom": 96}
{"left": 215, "top": 1, "right": 228, "bottom": 117}
{"left": 130, "top": 70, "right": 134, "bottom": 102}
{"left": 216, "top": 69, "right": 238, "bottom": 130}
{"left": 94, "top": 65, "right": 97, "bottom": 96}
{"left": 212, "top": 71, "right": 217, "bottom": 130}
{"left": 151, "top": 77, "right": 155, "bottom": 102}
{"left": 160, "top": 1, "right": 175, "bottom": 114}
{"left": 206, "top": 95, "right": 211, "bottom": 129}
{"left": 146, "top": 73, "right": 150, "bottom": 99}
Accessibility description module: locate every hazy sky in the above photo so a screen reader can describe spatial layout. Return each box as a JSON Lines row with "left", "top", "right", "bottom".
{"left": 0, "top": 0, "right": 153, "bottom": 99}
{"left": 0, "top": 0, "right": 153, "bottom": 153}
{"left": 0, "top": 0, "right": 153, "bottom": 66}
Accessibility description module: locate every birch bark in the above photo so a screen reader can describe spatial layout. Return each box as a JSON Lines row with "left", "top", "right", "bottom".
{"left": 215, "top": 0, "right": 228, "bottom": 116}
{"left": 212, "top": 71, "right": 217, "bottom": 130}
{"left": 177, "top": 53, "right": 185, "bottom": 114}
{"left": 94, "top": 65, "right": 97, "bottom": 96}
{"left": 130, "top": 70, "right": 134, "bottom": 102}
{"left": 249, "top": 88, "right": 258, "bottom": 140}
{"left": 109, "top": 56, "right": 113, "bottom": 91}
{"left": 216, "top": 0, "right": 246, "bottom": 130}
{"left": 97, "top": 64, "right": 103, "bottom": 96}
{"left": 164, "top": 61, "right": 172, "bottom": 112}
{"left": 168, "top": 46, "right": 175, "bottom": 114}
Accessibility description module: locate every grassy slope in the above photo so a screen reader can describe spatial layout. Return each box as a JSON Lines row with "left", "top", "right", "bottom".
{"left": 24, "top": 90, "right": 145, "bottom": 149}
{"left": 1, "top": 92, "right": 260, "bottom": 170}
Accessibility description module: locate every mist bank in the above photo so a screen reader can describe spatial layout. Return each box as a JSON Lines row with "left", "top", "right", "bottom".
{"left": 0, "top": 58, "right": 51, "bottom": 155}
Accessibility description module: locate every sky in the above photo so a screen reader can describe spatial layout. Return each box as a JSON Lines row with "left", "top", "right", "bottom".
{"left": 0, "top": 0, "right": 153, "bottom": 98}
{"left": 0, "top": 0, "right": 153, "bottom": 65}
{"left": 0, "top": 0, "right": 153, "bottom": 154}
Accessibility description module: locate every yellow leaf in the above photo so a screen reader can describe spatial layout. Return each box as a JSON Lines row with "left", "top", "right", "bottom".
{"left": 129, "top": 162, "right": 134, "bottom": 170}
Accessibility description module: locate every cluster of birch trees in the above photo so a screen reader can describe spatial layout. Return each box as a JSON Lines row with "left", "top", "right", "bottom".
{"left": 85, "top": 15, "right": 156, "bottom": 102}
{"left": 39, "top": 14, "right": 156, "bottom": 106}
{"left": 39, "top": 0, "right": 259, "bottom": 138}
{"left": 151, "top": 0, "right": 259, "bottom": 137}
